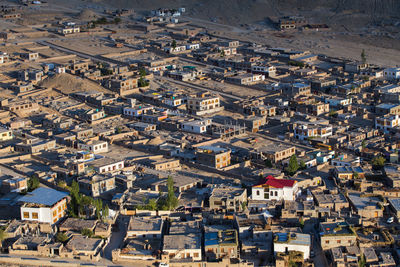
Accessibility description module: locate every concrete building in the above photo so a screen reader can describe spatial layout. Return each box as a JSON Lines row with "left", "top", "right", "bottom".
{"left": 181, "top": 119, "right": 212, "bottom": 134}
{"left": 251, "top": 176, "right": 298, "bottom": 201}
{"left": 204, "top": 229, "right": 239, "bottom": 261}
{"left": 77, "top": 140, "right": 108, "bottom": 154}
{"left": 375, "top": 114, "right": 400, "bottom": 133}
{"left": 274, "top": 232, "right": 311, "bottom": 260}
{"left": 375, "top": 103, "right": 400, "bottom": 116}
{"left": 126, "top": 216, "right": 163, "bottom": 239}
{"left": 0, "top": 127, "right": 13, "bottom": 141}
{"left": 196, "top": 146, "right": 231, "bottom": 169}
{"left": 108, "top": 78, "right": 139, "bottom": 96}
{"left": 258, "top": 143, "right": 296, "bottom": 163}
{"left": 89, "top": 158, "right": 124, "bottom": 174}
{"left": 320, "top": 222, "right": 357, "bottom": 250}
{"left": 209, "top": 186, "right": 247, "bottom": 213}
{"left": 78, "top": 174, "right": 116, "bottom": 197}
{"left": 187, "top": 92, "right": 223, "bottom": 116}
{"left": 19, "top": 187, "right": 68, "bottom": 225}
{"left": 294, "top": 122, "right": 333, "bottom": 140}
{"left": 15, "top": 138, "right": 56, "bottom": 154}
{"left": 162, "top": 233, "right": 202, "bottom": 261}
{"left": 384, "top": 67, "right": 400, "bottom": 81}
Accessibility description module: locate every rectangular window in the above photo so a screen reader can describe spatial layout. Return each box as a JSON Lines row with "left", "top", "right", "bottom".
{"left": 32, "top": 212, "right": 38, "bottom": 219}
{"left": 53, "top": 210, "right": 57, "bottom": 217}
{"left": 23, "top": 212, "right": 29, "bottom": 219}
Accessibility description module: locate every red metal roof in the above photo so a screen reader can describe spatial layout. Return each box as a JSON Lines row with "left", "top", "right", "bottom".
{"left": 255, "top": 175, "right": 295, "bottom": 188}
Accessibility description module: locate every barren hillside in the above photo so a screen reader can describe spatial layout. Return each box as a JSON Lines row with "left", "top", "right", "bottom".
{"left": 82, "top": 0, "right": 400, "bottom": 27}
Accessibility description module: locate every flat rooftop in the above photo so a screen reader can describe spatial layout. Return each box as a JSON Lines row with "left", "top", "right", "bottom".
{"left": 163, "top": 233, "right": 201, "bottom": 250}
{"left": 127, "top": 216, "right": 163, "bottom": 232}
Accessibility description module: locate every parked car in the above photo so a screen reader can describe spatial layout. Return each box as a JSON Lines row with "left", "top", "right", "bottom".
{"left": 387, "top": 217, "right": 394, "bottom": 224}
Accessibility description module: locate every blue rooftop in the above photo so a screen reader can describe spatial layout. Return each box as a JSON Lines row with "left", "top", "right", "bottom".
{"left": 204, "top": 232, "right": 219, "bottom": 246}
{"left": 19, "top": 187, "right": 68, "bottom": 206}
{"left": 276, "top": 233, "right": 288, "bottom": 242}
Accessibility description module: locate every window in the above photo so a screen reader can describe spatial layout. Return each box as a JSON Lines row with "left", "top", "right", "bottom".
{"left": 325, "top": 240, "right": 329, "bottom": 244}
{"left": 194, "top": 253, "right": 199, "bottom": 258}
{"left": 337, "top": 240, "right": 341, "bottom": 244}
{"left": 32, "top": 212, "right": 38, "bottom": 219}
{"left": 53, "top": 210, "right": 57, "bottom": 217}
{"left": 23, "top": 212, "right": 29, "bottom": 219}
{"left": 256, "top": 191, "right": 260, "bottom": 196}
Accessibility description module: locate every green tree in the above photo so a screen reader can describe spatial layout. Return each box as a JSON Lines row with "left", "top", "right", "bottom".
{"left": 359, "top": 253, "right": 366, "bottom": 267}
{"left": 371, "top": 155, "right": 385, "bottom": 170}
{"left": 166, "top": 176, "right": 178, "bottom": 210}
{"left": 286, "top": 155, "right": 299, "bottom": 176}
{"left": 264, "top": 159, "right": 273, "bottom": 168}
{"left": 299, "top": 217, "right": 304, "bottom": 229}
{"left": 97, "top": 17, "right": 107, "bottom": 24}
{"left": 0, "top": 229, "right": 7, "bottom": 242}
{"left": 55, "top": 232, "right": 69, "bottom": 243}
{"left": 146, "top": 199, "right": 157, "bottom": 210}
{"left": 299, "top": 160, "right": 306, "bottom": 170}
{"left": 241, "top": 201, "right": 247, "bottom": 211}
{"left": 94, "top": 198, "right": 103, "bottom": 220}
{"left": 114, "top": 17, "right": 121, "bottom": 24}
{"left": 81, "top": 228, "right": 94, "bottom": 238}
{"left": 220, "top": 49, "right": 225, "bottom": 57}
{"left": 361, "top": 49, "right": 367, "bottom": 64}
{"left": 171, "top": 39, "right": 177, "bottom": 49}
{"left": 139, "top": 68, "right": 147, "bottom": 78}
{"left": 361, "top": 140, "right": 366, "bottom": 150}
{"left": 353, "top": 172, "right": 359, "bottom": 179}
{"left": 138, "top": 77, "right": 149, "bottom": 87}
{"left": 28, "top": 176, "right": 40, "bottom": 192}
{"left": 102, "top": 204, "right": 109, "bottom": 218}
{"left": 69, "top": 180, "right": 81, "bottom": 218}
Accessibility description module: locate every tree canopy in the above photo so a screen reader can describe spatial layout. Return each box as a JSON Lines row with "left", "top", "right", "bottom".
{"left": 286, "top": 155, "right": 299, "bottom": 176}
{"left": 28, "top": 176, "right": 40, "bottom": 192}
{"left": 371, "top": 155, "right": 385, "bottom": 170}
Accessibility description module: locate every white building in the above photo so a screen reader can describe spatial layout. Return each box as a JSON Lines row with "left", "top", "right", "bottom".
{"left": 294, "top": 122, "right": 333, "bottom": 141}
{"left": 251, "top": 65, "right": 277, "bottom": 77}
{"left": 19, "top": 187, "right": 68, "bottom": 225}
{"left": 181, "top": 119, "right": 212, "bottom": 134}
{"left": 55, "top": 67, "right": 66, "bottom": 74}
{"left": 274, "top": 232, "right": 311, "bottom": 260}
{"left": 77, "top": 140, "right": 108, "bottom": 154}
{"left": 0, "top": 127, "right": 13, "bottom": 141}
{"left": 91, "top": 158, "right": 125, "bottom": 174}
{"left": 375, "top": 114, "right": 400, "bottom": 133}
{"left": 186, "top": 43, "right": 200, "bottom": 50}
{"left": 164, "top": 98, "right": 183, "bottom": 107}
{"left": 123, "top": 105, "right": 154, "bottom": 117}
{"left": 164, "top": 45, "right": 187, "bottom": 54}
{"left": 325, "top": 97, "right": 352, "bottom": 107}
{"left": 384, "top": 67, "right": 400, "bottom": 81}
{"left": 251, "top": 176, "right": 298, "bottom": 201}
